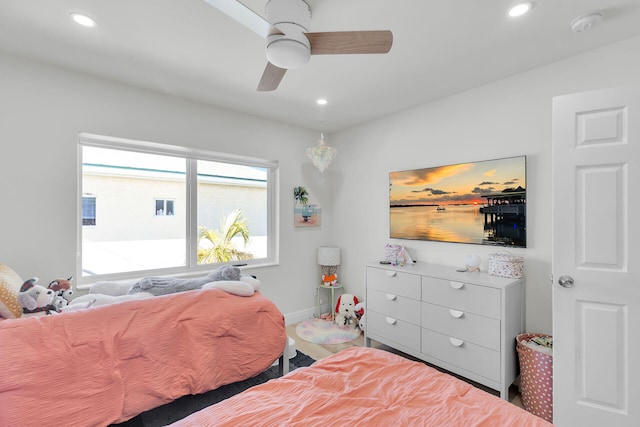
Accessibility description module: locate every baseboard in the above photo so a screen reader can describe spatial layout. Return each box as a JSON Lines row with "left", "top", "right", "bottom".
{"left": 284, "top": 304, "right": 331, "bottom": 325}
{"left": 284, "top": 307, "right": 315, "bottom": 325}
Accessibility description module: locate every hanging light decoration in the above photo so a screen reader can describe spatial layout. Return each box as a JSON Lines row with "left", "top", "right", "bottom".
{"left": 306, "top": 133, "right": 337, "bottom": 172}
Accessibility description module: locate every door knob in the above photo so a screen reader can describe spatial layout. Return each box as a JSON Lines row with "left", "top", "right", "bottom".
{"left": 558, "top": 275, "right": 574, "bottom": 288}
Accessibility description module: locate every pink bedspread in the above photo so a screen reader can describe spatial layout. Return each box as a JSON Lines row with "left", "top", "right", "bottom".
{"left": 0, "top": 288, "right": 285, "bottom": 426}
{"left": 172, "top": 346, "right": 554, "bottom": 426}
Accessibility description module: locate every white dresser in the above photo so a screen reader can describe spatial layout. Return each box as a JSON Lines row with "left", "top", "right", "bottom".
{"left": 365, "top": 262, "right": 524, "bottom": 399}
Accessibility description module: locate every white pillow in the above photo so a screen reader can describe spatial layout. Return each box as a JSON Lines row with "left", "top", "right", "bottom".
{"left": 90, "top": 280, "right": 137, "bottom": 296}
{"left": 201, "top": 280, "right": 254, "bottom": 296}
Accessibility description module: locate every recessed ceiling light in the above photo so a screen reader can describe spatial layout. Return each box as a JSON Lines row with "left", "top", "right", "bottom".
{"left": 70, "top": 13, "right": 96, "bottom": 27}
{"left": 316, "top": 99, "right": 328, "bottom": 105}
{"left": 508, "top": 2, "right": 533, "bottom": 17}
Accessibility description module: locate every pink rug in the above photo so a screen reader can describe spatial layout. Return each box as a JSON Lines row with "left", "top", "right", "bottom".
{"left": 295, "top": 318, "right": 361, "bottom": 344}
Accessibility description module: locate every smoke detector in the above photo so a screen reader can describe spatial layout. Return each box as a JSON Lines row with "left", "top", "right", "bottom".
{"left": 570, "top": 12, "right": 603, "bottom": 32}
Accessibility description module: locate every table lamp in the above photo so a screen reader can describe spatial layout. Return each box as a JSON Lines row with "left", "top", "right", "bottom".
{"left": 317, "top": 246, "right": 340, "bottom": 277}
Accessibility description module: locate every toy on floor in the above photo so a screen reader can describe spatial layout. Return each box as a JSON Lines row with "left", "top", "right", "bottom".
{"left": 334, "top": 293, "right": 360, "bottom": 328}
{"left": 355, "top": 301, "right": 366, "bottom": 331}
{"left": 17, "top": 278, "right": 57, "bottom": 315}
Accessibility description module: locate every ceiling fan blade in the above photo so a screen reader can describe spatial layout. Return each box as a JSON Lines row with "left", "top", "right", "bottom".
{"left": 203, "top": 0, "right": 282, "bottom": 38}
{"left": 307, "top": 30, "right": 393, "bottom": 55}
{"left": 257, "top": 62, "right": 287, "bottom": 91}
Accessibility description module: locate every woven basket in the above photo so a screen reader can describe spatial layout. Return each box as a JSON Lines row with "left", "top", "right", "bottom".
{"left": 516, "top": 333, "right": 553, "bottom": 422}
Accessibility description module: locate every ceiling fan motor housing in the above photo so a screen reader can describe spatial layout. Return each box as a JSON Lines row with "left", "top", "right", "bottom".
{"left": 265, "top": 0, "right": 311, "bottom": 69}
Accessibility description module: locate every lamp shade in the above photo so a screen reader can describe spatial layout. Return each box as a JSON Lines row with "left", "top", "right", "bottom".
{"left": 317, "top": 246, "right": 340, "bottom": 266}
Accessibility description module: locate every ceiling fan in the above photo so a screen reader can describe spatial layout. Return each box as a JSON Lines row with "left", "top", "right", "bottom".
{"left": 203, "top": 0, "right": 393, "bottom": 91}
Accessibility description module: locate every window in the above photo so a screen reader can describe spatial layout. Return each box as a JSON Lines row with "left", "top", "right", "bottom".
{"left": 78, "top": 133, "right": 278, "bottom": 284}
{"left": 155, "top": 199, "right": 175, "bottom": 216}
{"left": 82, "top": 195, "right": 96, "bottom": 226}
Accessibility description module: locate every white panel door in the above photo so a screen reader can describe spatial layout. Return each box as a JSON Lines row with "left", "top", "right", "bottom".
{"left": 552, "top": 87, "right": 640, "bottom": 426}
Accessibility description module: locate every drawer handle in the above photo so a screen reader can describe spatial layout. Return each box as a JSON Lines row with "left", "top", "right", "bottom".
{"left": 385, "top": 317, "right": 397, "bottom": 325}
{"left": 386, "top": 293, "right": 397, "bottom": 301}
{"left": 449, "top": 309, "right": 464, "bottom": 318}
{"left": 449, "top": 337, "right": 464, "bottom": 347}
{"left": 449, "top": 281, "right": 464, "bottom": 290}
{"left": 385, "top": 270, "right": 397, "bottom": 277}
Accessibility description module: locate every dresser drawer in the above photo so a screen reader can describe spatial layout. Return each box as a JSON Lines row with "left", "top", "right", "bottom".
{"left": 421, "top": 329, "right": 500, "bottom": 382}
{"left": 368, "top": 289, "right": 421, "bottom": 325}
{"left": 421, "top": 302, "right": 500, "bottom": 351}
{"left": 368, "top": 311, "right": 421, "bottom": 351}
{"left": 421, "top": 276, "right": 500, "bottom": 319}
{"left": 367, "top": 267, "right": 421, "bottom": 300}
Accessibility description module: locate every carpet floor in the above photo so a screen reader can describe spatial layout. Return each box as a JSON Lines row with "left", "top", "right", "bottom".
{"left": 111, "top": 352, "right": 316, "bottom": 427}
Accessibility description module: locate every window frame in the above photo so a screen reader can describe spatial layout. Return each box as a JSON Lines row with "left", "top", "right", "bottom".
{"left": 77, "top": 133, "right": 279, "bottom": 287}
{"left": 154, "top": 198, "right": 175, "bottom": 216}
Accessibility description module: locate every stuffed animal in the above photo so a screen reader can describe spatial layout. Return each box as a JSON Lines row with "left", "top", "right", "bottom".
{"left": 321, "top": 273, "right": 338, "bottom": 286}
{"left": 128, "top": 265, "right": 241, "bottom": 296}
{"left": 355, "top": 301, "right": 366, "bottom": 331}
{"left": 17, "top": 278, "right": 57, "bottom": 315}
{"left": 50, "top": 294, "right": 68, "bottom": 311}
{"left": 334, "top": 293, "right": 360, "bottom": 328}
{"left": 48, "top": 276, "right": 74, "bottom": 306}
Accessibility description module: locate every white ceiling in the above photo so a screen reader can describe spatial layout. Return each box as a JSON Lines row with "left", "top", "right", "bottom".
{"left": 1, "top": 0, "right": 639, "bottom": 132}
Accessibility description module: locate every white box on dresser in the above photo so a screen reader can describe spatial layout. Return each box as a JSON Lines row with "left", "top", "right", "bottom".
{"left": 365, "top": 261, "right": 524, "bottom": 399}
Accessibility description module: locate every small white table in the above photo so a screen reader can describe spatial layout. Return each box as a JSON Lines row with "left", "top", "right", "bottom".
{"left": 317, "top": 283, "right": 342, "bottom": 321}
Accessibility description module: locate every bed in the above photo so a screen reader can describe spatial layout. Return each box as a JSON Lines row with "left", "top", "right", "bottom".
{"left": 170, "top": 346, "right": 554, "bottom": 426}
{"left": 0, "top": 287, "right": 286, "bottom": 426}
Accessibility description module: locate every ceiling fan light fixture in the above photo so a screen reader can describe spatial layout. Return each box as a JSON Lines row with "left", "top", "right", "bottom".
{"left": 266, "top": 0, "right": 311, "bottom": 30}
{"left": 266, "top": 36, "right": 310, "bottom": 69}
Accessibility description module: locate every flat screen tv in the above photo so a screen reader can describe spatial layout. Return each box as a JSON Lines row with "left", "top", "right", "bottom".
{"left": 389, "top": 156, "right": 526, "bottom": 247}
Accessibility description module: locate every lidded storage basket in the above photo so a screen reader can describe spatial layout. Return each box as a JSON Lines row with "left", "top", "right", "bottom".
{"left": 488, "top": 252, "right": 524, "bottom": 278}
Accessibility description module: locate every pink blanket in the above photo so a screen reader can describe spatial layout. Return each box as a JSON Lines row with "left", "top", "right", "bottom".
{"left": 172, "top": 346, "right": 554, "bottom": 426}
{"left": 0, "top": 288, "right": 285, "bottom": 426}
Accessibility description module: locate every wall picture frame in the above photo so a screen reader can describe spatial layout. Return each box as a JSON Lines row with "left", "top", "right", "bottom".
{"left": 294, "top": 186, "right": 321, "bottom": 227}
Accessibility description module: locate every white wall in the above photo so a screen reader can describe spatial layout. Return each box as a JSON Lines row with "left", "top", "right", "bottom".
{"left": 3, "top": 35, "right": 640, "bottom": 330}
{"left": 0, "top": 52, "right": 334, "bottom": 317}
{"left": 331, "top": 35, "right": 640, "bottom": 334}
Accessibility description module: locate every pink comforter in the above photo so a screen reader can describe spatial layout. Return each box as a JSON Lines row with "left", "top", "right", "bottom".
{"left": 172, "top": 346, "right": 554, "bottom": 426}
{"left": 0, "top": 288, "right": 285, "bottom": 426}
